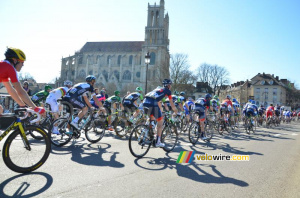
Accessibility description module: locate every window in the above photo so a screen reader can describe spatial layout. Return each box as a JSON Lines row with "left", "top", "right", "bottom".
{"left": 72, "top": 58, "right": 75, "bottom": 65}
{"left": 78, "top": 56, "right": 83, "bottom": 64}
{"left": 117, "top": 55, "right": 121, "bottom": 66}
{"left": 122, "top": 70, "right": 131, "bottom": 80}
{"left": 136, "top": 72, "right": 140, "bottom": 78}
{"left": 150, "top": 52, "right": 156, "bottom": 65}
{"left": 273, "top": 95, "right": 277, "bottom": 103}
{"left": 256, "top": 88, "right": 260, "bottom": 94}
{"left": 269, "top": 80, "right": 273, "bottom": 85}
{"left": 65, "top": 60, "right": 69, "bottom": 65}
{"left": 79, "top": 70, "right": 86, "bottom": 79}
{"left": 129, "top": 55, "right": 133, "bottom": 65}
{"left": 107, "top": 55, "right": 111, "bottom": 65}
{"left": 114, "top": 70, "right": 120, "bottom": 80}
{"left": 273, "top": 88, "right": 277, "bottom": 95}
{"left": 102, "top": 70, "right": 108, "bottom": 81}
{"left": 72, "top": 71, "right": 75, "bottom": 75}
{"left": 260, "top": 80, "right": 265, "bottom": 85}
{"left": 96, "top": 55, "right": 101, "bottom": 64}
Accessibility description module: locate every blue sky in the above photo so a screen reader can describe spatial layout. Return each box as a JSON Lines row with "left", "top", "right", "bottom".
{"left": 1, "top": 0, "right": 299, "bottom": 87}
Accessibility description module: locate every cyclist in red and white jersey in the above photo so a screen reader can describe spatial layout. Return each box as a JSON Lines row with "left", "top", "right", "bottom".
{"left": 0, "top": 47, "right": 44, "bottom": 114}
{"left": 266, "top": 104, "right": 274, "bottom": 122}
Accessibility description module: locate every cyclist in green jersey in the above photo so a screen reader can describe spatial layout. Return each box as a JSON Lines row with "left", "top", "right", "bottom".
{"left": 31, "top": 85, "right": 52, "bottom": 106}
{"left": 103, "top": 90, "right": 124, "bottom": 131}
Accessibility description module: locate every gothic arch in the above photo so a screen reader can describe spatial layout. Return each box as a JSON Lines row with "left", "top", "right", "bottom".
{"left": 122, "top": 70, "right": 131, "bottom": 80}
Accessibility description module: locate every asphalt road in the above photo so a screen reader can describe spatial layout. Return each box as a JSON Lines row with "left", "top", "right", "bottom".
{"left": 1, "top": 122, "right": 300, "bottom": 198}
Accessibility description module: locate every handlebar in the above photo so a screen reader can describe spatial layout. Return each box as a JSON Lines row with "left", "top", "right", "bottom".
{"left": 15, "top": 108, "right": 41, "bottom": 124}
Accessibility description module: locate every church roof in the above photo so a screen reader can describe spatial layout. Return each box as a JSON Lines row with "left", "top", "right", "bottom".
{"left": 80, "top": 41, "right": 144, "bottom": 53}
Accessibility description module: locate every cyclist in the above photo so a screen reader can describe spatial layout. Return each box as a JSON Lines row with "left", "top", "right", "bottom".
{"left": 194, "top": 94, "right": 213, "bottom": 140}
{"left": 143, "top": 79, "right": 178, "bottom": 147}
{"left": 31, "top": 85, "right": 52, "bottom": 106}
{"left": 46, "top": 80, "right": 73, "bottom": 134}
{"left": 232, "top": 98, "right": 240, "bottom": 127}
{"left": 103, "top": 90, "right": 124, "bottom": 131}
{"left": 122, "top": 87, "right": 144, "bottom": 123}
{"left": 266, "top": 104, "right": 274, "bottom": 123}
{"left": 258, "top": 105, "right": 266, "bottom": 124}
{"left": 243, "top": 99, "right": 258, "bottom": 126}
{"left": 183, "top": 97, "right": 194, "bottom": 122}
{"left": 90, "top": 89, "right": 107, "bottom": 108}
{"left": 0, "top": 47, "right": 44, "bottom": 114}
{"left": 222, "top": 95, "right": 234, "bottom": 124}
{"left": 63, "top": 75, "right": 105, "bottom": 131}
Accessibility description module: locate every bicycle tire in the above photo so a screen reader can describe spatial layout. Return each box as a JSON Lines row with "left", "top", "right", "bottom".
{"left": 48, "top": 118, "right": 72, "bottom": 147}
{"left": 188, "top": 121, "right": 200, "bottom": 145}
{"left": 128, "top": 125, "right": 151, "bottom": 158}
{"left": 2, "top": 125, "right": 51, "bottom": 173}
{"left": 162, "top": 123, "right": 178, "bottom": 152}
{"left": 113, "top": 117, "right": 126, "bottom": 137}
{"left": 204, "top": 122, "right": 214, "bottom": 142}
{"left": 85, "top": 119, "right": 106, "bottom": 143}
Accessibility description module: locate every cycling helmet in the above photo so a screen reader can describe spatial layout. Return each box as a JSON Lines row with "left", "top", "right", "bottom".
{"left": 180, "top": 91, "right": 185, "bottom": 96}
{"left": 136, "top": 87, "right": 143, "bottom": 92}
{"left": 174, "top": 91, "right": 179, "bottom": 95}
{"left": 86, "top": 75, "right": 96, "bottom": 82}
{"left": 213, "top": 95, "right": 219, "bottom": 99}
{"left": 226, "top": 95, "right": 231, "bottom": 99}
{"left": 248, "top": 99, "right": 252, "bottom": 103}
{"left": 5, "top": 47, "right": 26, "bottom": 62}
{"left": 232, "top": 98, "right": 237, "bottom": 102}
{"left": 45, "top": 85, "right": 52, "bottom": 92}
{"left": 114, "top": 90, "right": 120, "bottom": 96}
{"left": 23, "top": 81, "right": 29, "bottom": 85}
{"left": 64, "top": 80, "right": 73, "bottom": 86}
{"left": 100, "top": 90, "right": 105, "bottom": 94}
{"left": 205, "top": 94, "right": 212, "bottom": 99}
{"left": 162, "top": 79, "right": 172, "bottom": 87}
{"left": 188, "top": 97, "right": 192, "bottom": 101}
{"left": 251, "top": 100, "right": 256, "bottom": 104}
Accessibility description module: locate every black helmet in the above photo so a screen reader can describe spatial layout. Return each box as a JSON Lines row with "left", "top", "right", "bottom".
{"left": 180, "top": 91, "right": 185, "bottom": 96}
{"left": 205, "top": 93, "right": 212, "bottom": 99}
{"left": 23, "top": 81, "right": 29, "bottom": 85}
{"left": 162, "top": 79, "right": 172, "bottom": 87}
{"left": 86, "top": 75, "right": 96, "bottom": 82}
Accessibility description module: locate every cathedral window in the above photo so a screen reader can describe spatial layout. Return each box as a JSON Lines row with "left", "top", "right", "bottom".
{"left": 79, "top": 70, "right": 86, "bottom": 79}
{"left": 122, "top": 70, "right": 131, "bottom": 80}
{"left": 117, "top": 55, "right": 121, "bottom": 66}
{"left": 78, "top": 57, "right": 83, "bottom": 64}
{"left": 65, "top": 60, "right": 69, "bottom": 65}
{"left": 129, "top": 55, "right": 133, "bottom": 65}
{"left": 150, "top": 52, "right": 156, "bottom": 65}
{"left": 114, "top": 70, "right": 120, "bottom": 80}
{"left": 103, "top": 70, "right": 108, "bottom": 81}
{"left": 136, "top": 72, "right": 140, "bottom": 78}
{"left": 72, "top": 58, "right": 75, "bottom": 65}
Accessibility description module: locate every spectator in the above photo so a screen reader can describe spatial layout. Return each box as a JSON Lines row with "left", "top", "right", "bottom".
{"left": 23, "top": 81, "right": 32, "bottom": 96}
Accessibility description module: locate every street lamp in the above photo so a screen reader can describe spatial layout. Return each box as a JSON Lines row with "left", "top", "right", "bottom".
{"left": 145, "top": 52, "right": 151, "bottom": 94}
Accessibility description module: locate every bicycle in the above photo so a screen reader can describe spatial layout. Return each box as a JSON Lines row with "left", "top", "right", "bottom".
{"left": 244, "top": 115, "right": 255, "bottom": 134}
{"left": 0, "top": 108, "right": 51, "bottom": 173}
{"left": 217, "top": 114, "right": 232, "bottom": 135}
{"left": 188, "top": 112, "right": 215, "bottom": 145}
{"left": 128, "top": 111, "right": 178, "bottom": 158}
{"left": 49, "top": 107, "right": 105, "bottom": 147}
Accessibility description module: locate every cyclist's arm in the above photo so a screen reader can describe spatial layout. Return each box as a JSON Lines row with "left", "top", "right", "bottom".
{"left": 93, "top": 94, "right": 103, "bottom": 108}
{"left": 4, "top": 81, "right": 37, "bottom": 108}
{"left": 169, "top": 99, "right": 178, "bottom": 114}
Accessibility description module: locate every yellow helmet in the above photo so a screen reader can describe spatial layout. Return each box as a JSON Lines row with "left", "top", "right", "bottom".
{"left": 5, "top": 47, "right": 26, "bottom": 62}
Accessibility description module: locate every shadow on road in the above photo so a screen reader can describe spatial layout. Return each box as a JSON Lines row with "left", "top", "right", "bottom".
{"left": 0, "top": 172, "right": 53, "bottom": 198}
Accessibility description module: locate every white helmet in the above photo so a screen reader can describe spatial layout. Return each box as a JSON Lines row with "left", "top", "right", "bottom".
{"left": 64, "top": 80, "right": 73, "bottom": 86}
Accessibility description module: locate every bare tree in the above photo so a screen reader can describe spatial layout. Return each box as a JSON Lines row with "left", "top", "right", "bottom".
{"left": 195, "top": 63, "right": 230, "bottom": 95}
{"left": 170, "top": 53, "right": 196, "bottom": 91}
{"left": 18, "top": 72, "right": 36, "bottom": 82}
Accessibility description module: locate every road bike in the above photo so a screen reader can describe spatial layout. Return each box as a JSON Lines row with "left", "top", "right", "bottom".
{"left": 0, "top": 108, "right": 51, "bottom": 173}
{"left": 128, "top": 111, "right": 178, "bottom": 158}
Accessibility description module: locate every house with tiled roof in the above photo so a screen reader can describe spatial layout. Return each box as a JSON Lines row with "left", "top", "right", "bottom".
{"left": 57, "top": 0, "right": 170, "bottom": 95}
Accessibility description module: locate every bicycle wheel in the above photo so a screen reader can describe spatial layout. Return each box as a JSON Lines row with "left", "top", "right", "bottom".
{"left": 245, "top": 119, "right": 250, "bottom": 134}
{"left": 114, "top": 117, "right": 127, "bottom": 137}
{"left": 2, "top": 125, "right": 51, "bottom": 173}
{"left": 128, "top": 125, "right": 151, "bottom": 158}
{"left": 48, "top": 118, "right": 72, "bottom": 147}
{"left": 204, "top": 122, "right": 214, "bottom": 142}
{"left": 188, "top": 121, "right": 200, "bottom": 145}
{"left": 85, "top": 119, "right": 105, "bottom": 143}
{"left": 162, "top": 123, "right": 178, "bottom": 152}
{"left": 181, "top": 117, "right": 188, "bottom": 132}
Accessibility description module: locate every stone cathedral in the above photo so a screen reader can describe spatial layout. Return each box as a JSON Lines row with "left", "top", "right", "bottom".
{"left": 58, "top": 0, "right": 170, "bottom": 94}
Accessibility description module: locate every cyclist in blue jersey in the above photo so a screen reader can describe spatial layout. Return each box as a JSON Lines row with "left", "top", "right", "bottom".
{"left": 232, "top": 98, "right": 240, "bottom": 127}
{"left": 122, "top": 87, "right": 144, "bottom": 123}
{"left": 63, "top": 75, "right": 105, "bottom": 131}
{"left": 183, "top": 97, "right": 194, "bottom": 122}
{"left": 143, "top": 79, "right": 178, "bottom": 147}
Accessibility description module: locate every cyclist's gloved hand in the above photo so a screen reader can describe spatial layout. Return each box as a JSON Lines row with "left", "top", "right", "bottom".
{"left": 34, "top": 107, "right": 45, "bottom": 114}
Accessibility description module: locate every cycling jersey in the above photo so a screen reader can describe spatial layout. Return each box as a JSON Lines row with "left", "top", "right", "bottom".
{"left": 0, "top": 60, "right": 19, "bottom": 83}
{"left": 32, "top": 90, "right": 50, "bottom": 104}
{"left": 194, "top": 98, "right": 210, "bottom": 120}
{"left": 143, "top": 87, "right": 172, "bottom": 120}
{"left": 123, "top": 92, "right": 143, "bottom": 104}
{"left": 46, "top": 87, "right": 69, "bottom": 112}
{"left": 90, "top": 94, "right": 106, "bottom": 108}
{"left": 183, "top": 100, "right": 194, "bottom": 115}
{"left": 63, "top": 83, "right": 95, "bottom": 109}
{"left": 177, "top": 96, "right": 186, "bottom": 104}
